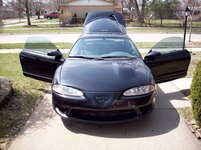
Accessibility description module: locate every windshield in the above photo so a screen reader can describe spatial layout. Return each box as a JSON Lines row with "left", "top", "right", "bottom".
{"left": 68, "top": 38, "right": 139, "bottom": 58}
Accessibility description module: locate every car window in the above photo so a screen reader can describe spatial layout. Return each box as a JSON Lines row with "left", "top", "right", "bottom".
{"left": 24, "top": 36, "right": 58, "bottom": 54}
{"left": 151, "top": 37, "right": 184, "bottom": 54}
{"left": 69, "top": 38, "right": 139, "bottom": 58}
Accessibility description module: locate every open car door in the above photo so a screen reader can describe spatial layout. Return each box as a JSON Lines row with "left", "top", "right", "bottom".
{"left": 144, "top": 37, "right": 191, "bottom": 84}
{"left": 20, "top": 36, "right": 64, "bottom": 83}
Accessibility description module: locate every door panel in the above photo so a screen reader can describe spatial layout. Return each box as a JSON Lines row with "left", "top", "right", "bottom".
{"left": 20, "top": 36, "right": 65, "bottom": 83}
{"left": 145, "top": 49, "right": 191, "bottom": 84}
{"left": 20, "top": 49, "right": 63, "bottom": 83}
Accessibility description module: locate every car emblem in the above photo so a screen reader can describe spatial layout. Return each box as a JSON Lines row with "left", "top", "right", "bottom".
{"left": 95, "top": 96, "right": 110, "bottom": 104}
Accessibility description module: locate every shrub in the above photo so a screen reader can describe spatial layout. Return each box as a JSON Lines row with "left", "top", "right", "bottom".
{"left": 191, "top": 61, "right": 201, "bottom": 127}
{"left": 70, "top": 13, "right": 77, "bottom": 24}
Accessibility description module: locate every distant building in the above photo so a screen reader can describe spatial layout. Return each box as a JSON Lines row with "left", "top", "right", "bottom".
{"left": 59, "top": 0, "right": 122, "bottom": 23}
{"left": 2, "top": 6, "right": 18, "bottom": 19}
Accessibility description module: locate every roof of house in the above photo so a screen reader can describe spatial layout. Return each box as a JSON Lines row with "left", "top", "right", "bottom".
{"left": 66, "top": 0, "right": 115, "bottom": 6}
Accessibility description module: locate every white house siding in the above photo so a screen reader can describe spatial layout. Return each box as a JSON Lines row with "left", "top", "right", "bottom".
{"left": 68, "top": 5, "right": 115, "bottom": 18}
{"left": 67, "top": 0, "right": 114, "bottom": 6}
{"left": 3, "top": 10, "right": 18, "bottom": 19}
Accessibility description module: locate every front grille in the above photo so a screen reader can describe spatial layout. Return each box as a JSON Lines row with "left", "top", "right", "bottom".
{"left": 138, "top": 104, "right": 152, "bottom": 115}
{"left": 69, "top": 109, "right": 137, "bottom": 122}
{"left": 54, "top": 103, "right": 69, "bottom": 114}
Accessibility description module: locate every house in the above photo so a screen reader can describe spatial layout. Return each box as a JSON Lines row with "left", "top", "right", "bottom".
{"left": 2, "top": 6, "right": 19, "bottom": 19}
{"left": 59, "top": 0, "right": 122, "bottom": 23}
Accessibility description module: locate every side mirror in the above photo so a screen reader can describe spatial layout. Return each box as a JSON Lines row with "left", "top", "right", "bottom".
{"left": 144, "top": 50, "right": 161, "bottom": 61}
{"left": 47, "top": 49, "right": 63, "bottom": 61}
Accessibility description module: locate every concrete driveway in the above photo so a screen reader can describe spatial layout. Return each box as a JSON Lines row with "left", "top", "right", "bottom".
{"left": 9, "top": 81, "right": 201, "bottom": 150}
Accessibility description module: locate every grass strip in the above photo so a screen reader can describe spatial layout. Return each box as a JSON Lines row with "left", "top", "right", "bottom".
{"left": 0, "top": 42, "right": 200, "bottom": 50}
{"left": 0, "top": 54, "right": 49, "bottom": 148}
{"left": 0, "top": 43, "right": 73, "bottom": 49}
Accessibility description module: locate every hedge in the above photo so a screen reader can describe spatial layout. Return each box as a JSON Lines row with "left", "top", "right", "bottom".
{"left": 191, "top": 61, "right": 201, "bottom": 127}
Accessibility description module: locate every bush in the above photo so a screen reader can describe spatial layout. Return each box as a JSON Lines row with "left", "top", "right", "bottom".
{"left": 191, "top": 61, "right": 201, "bottom": 127}
{"left": 70, "top": 13, "right": 77, "bottom": 24}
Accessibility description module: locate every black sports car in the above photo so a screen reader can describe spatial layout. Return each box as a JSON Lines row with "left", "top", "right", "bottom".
{"left": 20, "top": 11, "right": 191, "bottom": 123}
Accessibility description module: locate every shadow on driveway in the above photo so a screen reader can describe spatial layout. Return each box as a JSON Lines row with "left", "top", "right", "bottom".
{"left": 62, "top": 85, "right": 180, "bottom": 138}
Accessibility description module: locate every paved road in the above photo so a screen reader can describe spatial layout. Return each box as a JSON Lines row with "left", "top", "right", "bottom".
{"left": 0, "top": 33, "right": 201, "bottom": 44}
{"left": 9, "top": 81, "right": 201, "bottom": 150}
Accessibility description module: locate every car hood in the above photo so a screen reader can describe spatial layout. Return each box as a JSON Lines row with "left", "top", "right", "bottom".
{"left": 60, "top": 58, "right": 151, "bottom": 92}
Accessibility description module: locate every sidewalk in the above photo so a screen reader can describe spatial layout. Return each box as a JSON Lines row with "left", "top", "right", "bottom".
{"left": 171, "top": 78, "right": 192, "bottom": 91}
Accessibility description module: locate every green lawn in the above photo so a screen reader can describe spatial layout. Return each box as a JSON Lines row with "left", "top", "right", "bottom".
{"left": 2, "top": 18, "right": 201, "bottom": 34}
{"left": 0, "top": 54, "right": 49, "bottom": 148}
{"left": 0, "top": 27, "right": 83, "bottom": 34}
{"left": 6, "top": 24, "right": 60, "bottom": 29}
{"left": 0, "top": 43, "right": 73, "bottom": 49}
{"left": 0, "top": 42, "right": 200, "bottom": 50}
{"left": 127, "top": 26, "right": 201, "bottom": 33}
{"left": 143, "top": 19, "right": 201, "bottom": 28}
{"left": 0, "top": 42, "right": 152, "bottom": 49}
{"left": 1, "top": 26, "right": 200, "bottom": 34}
{"left": 0, "top": 42, "right": 154, "bottom": 49}
{"left": 32, "top": 18, "right": 59, "bottom": 24}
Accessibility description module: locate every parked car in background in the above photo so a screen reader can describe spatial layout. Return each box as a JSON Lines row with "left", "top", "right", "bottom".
{"left": 44, "top": 12, "right": 60, "bottom": 19}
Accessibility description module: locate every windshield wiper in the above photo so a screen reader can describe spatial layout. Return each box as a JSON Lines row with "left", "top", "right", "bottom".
{"left": 101, "top": 56, "right": 135, "bottom": 59}
{"left": 68, "top": 56, "right": 103, "bottom": 60}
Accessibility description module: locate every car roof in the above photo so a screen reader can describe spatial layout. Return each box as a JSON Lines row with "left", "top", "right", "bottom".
{"left": 84, "top": 11, "right": 125, "bottom": 27}
{"left": 79, "top": 33, "right": 130, "bottom": 39}
{"left": 83, "top": 11, "right": 126, "bottom": 35}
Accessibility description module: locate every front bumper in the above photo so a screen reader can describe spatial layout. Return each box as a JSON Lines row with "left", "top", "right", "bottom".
{"left": 52, "top": 91, "right": 155, "bottom": 123}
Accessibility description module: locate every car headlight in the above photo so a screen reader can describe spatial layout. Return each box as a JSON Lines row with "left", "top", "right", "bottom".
{"left": 52, "top": 85, "right": 83, "bottom": 97}
{"left": 123, "top": 85, "right": 155, "bottom": 96}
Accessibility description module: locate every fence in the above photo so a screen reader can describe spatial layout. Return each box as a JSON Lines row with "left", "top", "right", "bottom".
{"left": 127, "top": 19, "right": 201, "bottom": 28}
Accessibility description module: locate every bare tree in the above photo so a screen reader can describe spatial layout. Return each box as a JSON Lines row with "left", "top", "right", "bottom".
{"left": 176, "top": 0, "right": 201, "bottom": 41}
{"left": 185, "top": 0, "right": 201, "bottom": 41}
{"left": 5, "top": 0, "right": 24, "bottom": 22}
{"left": 24, "top": 0, "right": 32, "bottom": 25}
{"left": 5, "top": 0, "right": 32, "bottom": 25}
{"left": 53, "top": 0, "right": 60, "bottom": 12}
{"left": 33, "top": 0, "right": 43, "bottom": 19}
{"left": 129, "top": 0, "right": 147, "bottom": 26}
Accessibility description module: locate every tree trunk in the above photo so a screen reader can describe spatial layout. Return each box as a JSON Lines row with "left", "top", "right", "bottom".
{"left": 18, "top": 0, "right": 21, "bottom": 22}
{"left": 189, "top": 0, "right": 197, "bottom": 42}
{"left": 18, "top": 10, "right": 22, "bottom": 22}
{"left": 189, "top": 15, "right": 193, "bottom": 42}
{"left": 37, "top": 14, "right": 40, "bottom": 19}
{"left": 160, "top": 18, "right": 163, "bottom": 27}
{"left": 140, "top": 0, "right": 146, "bottom": 25}
{"left": 132, "top": 0, "right": 145, "bottom": 26}
{"left": 37, "top": 11, "right": 40, "bottom": 19}
{"left": 25, "top": 0, "right": 31, "bottom": 26}
{"left": 0, "top": 0, "right": 3, "bottom": 29}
